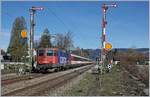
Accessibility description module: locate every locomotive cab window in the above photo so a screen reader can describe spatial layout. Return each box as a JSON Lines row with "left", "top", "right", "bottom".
{"left": 47, "top": 50, "right": 53, "bottom": 56}
{"left": 38, "top": 50, "right": 45, "bottom": 56}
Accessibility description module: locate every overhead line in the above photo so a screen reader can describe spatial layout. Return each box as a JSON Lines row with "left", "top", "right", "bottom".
{"left": 47, "top": 8, "right": 71, "bottom": 31}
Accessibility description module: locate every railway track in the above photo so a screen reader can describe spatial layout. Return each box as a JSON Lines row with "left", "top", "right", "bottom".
{"left": 1, "top": 73, "right": 46, "bottom": 85}
{"left": 2, "top": 65, "right": 92, "bottom": 96}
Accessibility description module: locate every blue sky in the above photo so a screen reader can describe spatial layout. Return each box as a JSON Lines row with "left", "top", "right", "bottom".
{"left": 0, "top": 1, "right": 149, "bottom": 50}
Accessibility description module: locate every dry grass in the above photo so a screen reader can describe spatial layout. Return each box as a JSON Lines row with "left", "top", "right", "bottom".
{"left": 120, "top": 61, "right": 149, "bottom": 88}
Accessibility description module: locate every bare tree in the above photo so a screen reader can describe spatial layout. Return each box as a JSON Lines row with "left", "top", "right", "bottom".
{"left": 54, "top": 31, "right": 74, "bottom": 51}
{"left": 64, "top": 32, "right": 74, "bottom": 51}
{"left": 55, "top": 33, "right": 64, "bottom": 49}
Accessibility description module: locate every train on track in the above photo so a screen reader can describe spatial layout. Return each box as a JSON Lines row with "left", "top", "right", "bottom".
{"left": 34, "top": 48, "right": 93, "bottom": 72}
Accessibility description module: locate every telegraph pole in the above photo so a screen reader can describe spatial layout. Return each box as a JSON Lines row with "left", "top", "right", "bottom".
{"left": 29, "top": 6, "right": 44, "bottom": 71}
{"left": 100, "top": 3, "right": 116, "bottom": 73}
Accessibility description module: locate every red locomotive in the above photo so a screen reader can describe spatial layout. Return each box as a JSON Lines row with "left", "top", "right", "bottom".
{"left": 35, "top": 48, "right": 93, "bottom": 72}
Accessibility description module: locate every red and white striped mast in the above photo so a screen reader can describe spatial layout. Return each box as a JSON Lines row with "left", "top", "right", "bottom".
{"left": 100, "top": 3, "right": 116, "bottom": 72}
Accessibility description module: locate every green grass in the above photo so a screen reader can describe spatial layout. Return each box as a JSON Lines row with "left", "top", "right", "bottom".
{"left": 64, "top": 65, "right": 126, "bottom": 96}
{"left": 64, "top": 64, "right": 147, "bottom": 96}
{"left": 63, "top": 72, "right": 96, "bottom": 96}
{"left": 99, "top": 65, "right": 124, "bottom": 96}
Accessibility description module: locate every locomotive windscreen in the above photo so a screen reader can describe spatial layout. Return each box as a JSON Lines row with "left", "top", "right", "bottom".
{"left": 38, "top": 50, "right": 45, "bottom": 56}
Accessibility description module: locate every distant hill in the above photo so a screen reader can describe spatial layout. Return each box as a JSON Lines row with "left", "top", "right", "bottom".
{"left": 85, "top": 48, "right": 149, "bottom": 60}
{"left": 115, "top": 48, "right": 149, "bottom": 53}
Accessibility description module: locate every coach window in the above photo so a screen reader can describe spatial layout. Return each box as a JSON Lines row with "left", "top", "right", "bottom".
{"left": 47, "top": 50, "right": 53, "bottom": 56}
{"left": 38, "top": 50, "right": 44, "bottom": 56}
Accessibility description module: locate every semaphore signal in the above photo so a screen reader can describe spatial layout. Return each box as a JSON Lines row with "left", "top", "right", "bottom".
{"left": 100, "top": 3, "right": 116, "bottom": 73}
{"left": 29, "top": 6, "right": 44, "bottom": 71}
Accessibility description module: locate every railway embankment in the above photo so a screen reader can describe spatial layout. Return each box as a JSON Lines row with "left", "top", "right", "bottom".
{"left": 64, "top": 64, "right": 149, "bottom": 96}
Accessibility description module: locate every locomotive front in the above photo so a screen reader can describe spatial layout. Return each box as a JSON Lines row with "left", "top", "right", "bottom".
{"left": 36, "top": 48, "right": 58, "bottom": 70}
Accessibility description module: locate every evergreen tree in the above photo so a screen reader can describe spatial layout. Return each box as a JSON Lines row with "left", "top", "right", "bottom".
{"left": 39, "top": 28, "right": 52, "bottom": 48}
{"left": 7, "top": 16, "right": 28, "bottom": 61}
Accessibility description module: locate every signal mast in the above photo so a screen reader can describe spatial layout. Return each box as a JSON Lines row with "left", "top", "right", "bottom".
{"left": 100, "top": 3, "right": 116, "bottom": 73}
{"left": 29, "top": 6, "right": 44, "bottom": 71}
